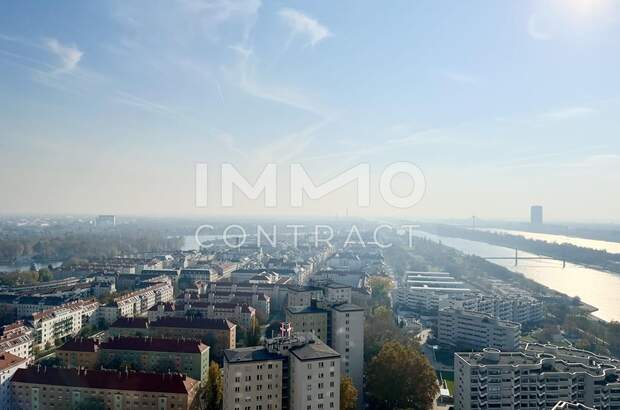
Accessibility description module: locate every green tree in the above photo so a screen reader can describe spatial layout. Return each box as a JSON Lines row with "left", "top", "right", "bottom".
{"left": 366, "top": 340, "right": 439, "bottom": 410}
{"left": 364, "top": 306, "right": 415, "bottom": 362}
{"left": 37, "top": 268, "right": 53, "bottom": 282}
{"left": 340, "top": 376, "right": 358, "bottom": 410}
{"left": 368, "top": 276, "right": 394, "bottom": 309}
{"left": 244, "top": 318, "right": 261, "bottom": 347}
{"left": 205, "top": 361, "right": 223, "bottom": 410}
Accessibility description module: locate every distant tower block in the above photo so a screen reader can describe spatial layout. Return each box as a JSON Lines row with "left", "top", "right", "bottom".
{"left": 530, "top": 205, "right": 543, "bottom": 225}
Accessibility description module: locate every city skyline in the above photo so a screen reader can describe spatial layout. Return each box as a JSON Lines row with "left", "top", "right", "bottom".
{"left": 1, "top": 0, "right": 620, "bottom": 221}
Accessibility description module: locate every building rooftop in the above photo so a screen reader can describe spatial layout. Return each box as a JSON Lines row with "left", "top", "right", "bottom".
{"left": 0, "top": 352, "right": 27, "bottom": 370}
{"left": 224, "top": 346, "right": 284, "bottom": 364}
{"left": 12, "top": 367, "right": 197, "bottom": 394}
{"left": 331, "top": 303, "right": 364, "bottom": 313}
{"left": 290, "top": 340, "right": 340, "bottom": 362}
{"left": 286, "top": 305, "right": 328, "bottom": 315}
{"left": 110, "top": 317, "right": 149, "bottom": 329}
{"left": 101, "top": 336, "right": 208, "bottom": 354}
{"left": 57, "top": 338, "right": 98, "bottom": 353}
{"left": 150, "top": 317, "right": 236, "bottom": 330}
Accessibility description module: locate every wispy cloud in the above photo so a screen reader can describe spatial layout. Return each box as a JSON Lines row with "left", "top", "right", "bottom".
{"left": 541, "top": 106, "right": 597, "bottom": 120}
{"left": 113, "top": 91, "right": 179, "bottom": 116}
{"left": 279, "top": 8, "right": 331, "bottom": 47}
{"left": 44, "top": 38, "right": 83, "bottom": 72}
{"left": 443, "top": 71, "right": 479, "bottom": 86}
{"left": 527, "top": 14, "right": 551, "bottom": 40}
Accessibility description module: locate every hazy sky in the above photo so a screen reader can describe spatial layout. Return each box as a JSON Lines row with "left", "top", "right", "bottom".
{"left": 1, "top": 0, "right": 619, "bottom": 221}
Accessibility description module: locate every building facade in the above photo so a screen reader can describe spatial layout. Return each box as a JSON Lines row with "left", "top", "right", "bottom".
{"left": 455, "top": 344, "right": 620, "bottom": 410}
{"left": 438, "top": 308, "right": 521, "bottom": 352}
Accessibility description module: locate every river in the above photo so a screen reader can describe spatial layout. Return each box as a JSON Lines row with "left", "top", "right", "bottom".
{"left": 412, "top": 231, "right": 620, "bottom": 322}
{"left": 479, "top": 228, "right": 620, "bottom": 254}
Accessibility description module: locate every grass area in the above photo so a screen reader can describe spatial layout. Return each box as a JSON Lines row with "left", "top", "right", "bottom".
{"left": 437, "top": 370, "right": 455, "bottom": 395}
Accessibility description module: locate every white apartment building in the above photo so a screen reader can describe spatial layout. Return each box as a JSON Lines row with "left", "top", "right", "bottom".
{"left": 99, "top": 282, "right": 174, "bottom": 324}
{"left": 0, "top": 321, "right": 33, "bottom": 362}
{"left": 438, "top": 308, "right": 521, "bottom": 352}
{"left": 29, "top": 299, "right": 99, "bottom": 348}
{"left": 223, "top": 327, "right": 341, "bottom": 410}
{"left": 396, "top": 272, "right": 470, "bottom": 312}
{"left": 330, "top": 303, "right": 364, "bottom": 407}
{"left": 0, "top": 352, "right": 28, "bottom": 408}
{"left": 441, "top": 293, "right": 544, "bottom": 325}
{"left": 455, "top": 344, "right": 620, "bottom": 410}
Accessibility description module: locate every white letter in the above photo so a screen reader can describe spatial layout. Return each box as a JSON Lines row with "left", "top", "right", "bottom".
{"left": 223, "top": 225, "right": 247, "bottom": 248}
{"left": 286, "top": 225, "right": 305, "bottom": 248}
{"left": 344, "top": 225, "right": 364, "bottom": 248}
{"left": 194, "top": 224, "right": 214, "bottom": 249}
{"left": 314, "top": 225, "right": 334, "bottom": 247}
{"left": 373, "top": 224, "right": 393, "bottom": 248}
{"left": 290, "top": 163, "right": 370, "bottom": 207}
{"left": 221, "top": 163, "right": 277, "bottom": 207}
{"left": 257, "top": 225, "right": 277, "bottom": 248}
{"left": 379, "top": 162, "right": 426, "bottom": 208}
{"left": 195, "top": 163, "right": 208, "bottom": 207}
{"left": 401, "top": 224, "right": 417, "bottom": 248}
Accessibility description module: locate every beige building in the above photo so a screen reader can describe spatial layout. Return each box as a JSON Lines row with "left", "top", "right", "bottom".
{"left": 29, "top": 299, "right": 99, "bottom": 348}
{"left": 0, "top": 321, "right": 33, "bottom": 362}
{"left": 11, "top": 367, "right": 199, "bottom": 410}
{"left": 99, "top": 282, "right": 174, "bottom": 324}
{"left": 223, "top": 327, "right": 340, "bottom": 410}
{"left": 0, "top": 352, "right": 28, "bottom": 409}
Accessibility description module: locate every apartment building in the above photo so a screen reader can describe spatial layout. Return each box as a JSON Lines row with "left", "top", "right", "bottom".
{"left": 182, "top": 290, "right": 271, "bottom": 321}
{"left": 454, "top": 344, "right": 620, "bottom": 410}
{"left": 437, "top": 308, "right": 521, "bottom": 352}
{"left": 56, "top": 338, "right": 99, "bottom": 369}
{"left": 99, "top": 281, "right": 174, "bottom": 324}
{"left": 440, "top": 293, "right": 544, "bottom": 325}
{"left": 57, "top": 336, "right": 210, "bottom": 383}
{"left": 11, "top": 367, "right": 199, "bottom": 410}
{"left": 284, "top": 283, "right": 364, "bottom": 407}
{"left": 29, "top": 299, "right": 99, "bottom": 348}
{"left": 395, "top": 271, "right": 471, "bottom": 312}
{"left": 108, "top": 317, "right": 236, "bottom": 359}
{"left": 0, "top": 321, "right": 34, "bottom": 362}
{"left": 149, "top": 301, "right": 257, "bottom": 330}
{"left": 0, "top": 352, "right": 27, "bottom": 408}
{"left": 223, "top": 326, "right": 341, "bottom": 410}
{"left": 552, "top": 402, "right": 596, "bottom": 410}
{"left": 179, "top": 268, "right": 216, "bottom": 290}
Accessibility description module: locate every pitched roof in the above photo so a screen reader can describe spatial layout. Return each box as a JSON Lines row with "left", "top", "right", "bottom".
{"left": 101, "top": 336, "right": 208, "bottom": 354}
{"left": 57, "top": 338, "right": 98, "bottom": 353}
{"left": 0, "top": 352, "right": 27, "bottom": 370}
{"left": 150, "top": 317, "right": 235, "bottom": 330}
{"left": 12, "top": 367, "right": 197, "bottom": 394}
{"left": 110, "top": 317, "right": 149, "bottom": 329}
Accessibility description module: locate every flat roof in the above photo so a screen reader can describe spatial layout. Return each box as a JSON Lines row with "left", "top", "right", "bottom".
{"left": 290, "top": 340, "right": 340, "bottom": 362}
{"left": 224, "top": 346, "right": 284, "bottom": 364}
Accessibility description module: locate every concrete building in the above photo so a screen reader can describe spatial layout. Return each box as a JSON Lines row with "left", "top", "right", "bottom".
{"left": 0, "top": 352, "right": 27, "bottom": 409}
{"left": 552, "top": 402, "right": 596, "bottom": 410}
{"left": 108, "top": 317, "right": 236, "bottom": 360}
{"left": 395, "top": 271, "right": 471, "bottom": 312}
{"left": 149, "top": 301, "right": 257, "bottom": 330}
{"left": 179, "top": 268, "right": 216, "bottom": 290}
{"left": 11, "top": 367, "right": 199, "bottom": 410}
{"left": 223, "top": 326, "right": 340, "bottom": 410}
{"left": 102, "top": 336, "right": 209, "bottom": 384}
{"left": 99, "top": 281, "right": 174, "bottom": 324}
{"left": 454, "top": 344, "right": 620, "bottom": 410}
{"left": 29, "top": 299, "right": 99, "bottom": 348}
{"left": 284, "top": 283, "right": 364, "bottom": 407}
{"left": 531, "top": 205, "right": 544, "bottom": 225}
{"left": 0, "top": 321, "right": 33, "bottom": 362}
{"left": 437, "top": 308, "right": 521, "bottom": 352}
